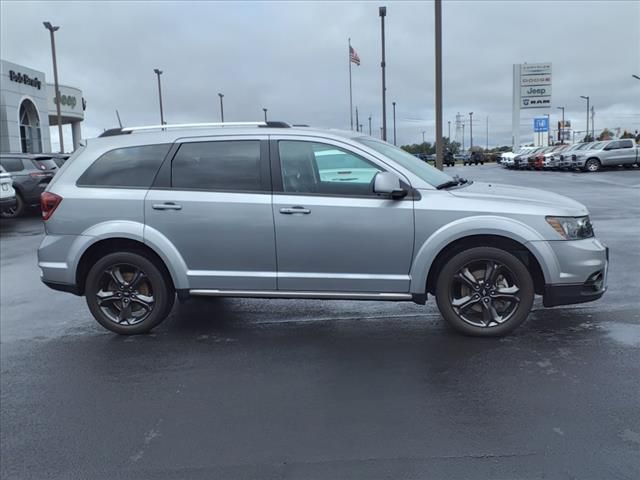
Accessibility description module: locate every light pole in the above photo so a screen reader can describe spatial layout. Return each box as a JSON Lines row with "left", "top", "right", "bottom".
{"left": 448, "top": 120, "right": 451, "bottom": 140}
{"left": 434, "top": 0, "right": 443, "bottom": 170}
{"left": 557, "top": 106, "right": 565, "bottom": 144}
{"left": 218, "top": 93, "right": 224, "bottom": 122}
{"left": 153, "top": 69, "right": 165, "bottom": 126}
{"left": 392, "top": 101, "right": 397, "bottom": 145}
{"left": 379, "top": 6, "right": 387, "bottom": 141}
{"left": 580, "top": 96, "right": 589, "bottom": 141}
{"left": 421, "top": 130, "right": 425, "bottom": 144}
{"left": 486, "top": 116, "right": 489, "bottom": 151}
{"left": 469, "top": 112, "right": 474, "bottom": 150}
{"left": 263, "top": 108, "right": 268, "bottom": 122}
{"left": 368, "top": 115, "right": 372, "bottom": 135}
{"left": 462, "top": 123, "right": 465, "bottom": 151}
{"left": 43, "top": 21, "right": 64, "bottom": 153}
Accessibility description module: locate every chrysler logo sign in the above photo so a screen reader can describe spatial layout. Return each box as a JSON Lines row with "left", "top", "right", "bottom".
{"left": 8, "top": 70, "right": 42, "bottom": 90}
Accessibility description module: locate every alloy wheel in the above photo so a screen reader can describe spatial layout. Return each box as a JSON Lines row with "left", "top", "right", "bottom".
{"left": 450, "top": 260, "right": 521, "bottom": 328}
{"left": 96, "top": 263, "right": 155, "bottom": 325}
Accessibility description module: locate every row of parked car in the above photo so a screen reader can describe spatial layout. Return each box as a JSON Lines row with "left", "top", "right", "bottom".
{"left": 500, "top": 139, "right": 640, "bottom": 172}
{"left": 0, "top": 153, "right": 70, "bottom": 218}
{"left": 414, "top": 150, "right": 486, "bottom": 167}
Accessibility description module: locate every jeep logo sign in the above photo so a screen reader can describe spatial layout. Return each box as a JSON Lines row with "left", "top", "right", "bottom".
{"left": 520, "top": 86, "right": 550, "bottom": 98}
{"left": 53, "top": 94, "right": 77, "bottom": 109}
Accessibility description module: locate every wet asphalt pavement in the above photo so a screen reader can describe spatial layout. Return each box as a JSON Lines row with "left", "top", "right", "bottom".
{"left": 1, "top": 164, "right": 639, "bottom": 479}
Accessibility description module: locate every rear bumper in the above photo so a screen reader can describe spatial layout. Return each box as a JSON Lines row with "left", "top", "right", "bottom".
{"left": 41, "top": 278, "right": 81, "bottom": 295}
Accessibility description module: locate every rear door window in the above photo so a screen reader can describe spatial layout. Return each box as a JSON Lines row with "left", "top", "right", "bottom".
{"left": 77, "top": 144, "right": 171, "bottom": 188}
{"left": 0, "top": 158, "right": 25, "bottom": 172}
{"left": 171, "top": 140, "right": 263, "bottom": 191}
{"left": 619, "top": 140, "right": 634, "bottom": 149}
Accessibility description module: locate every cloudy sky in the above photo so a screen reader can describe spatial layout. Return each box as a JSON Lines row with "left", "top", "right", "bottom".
{"left": 2, "top": 0, "right": 639, "bottom": 150}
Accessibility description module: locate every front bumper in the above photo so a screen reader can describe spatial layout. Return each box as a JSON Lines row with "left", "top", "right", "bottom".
{"left": 0, "top": 196, "right": 17, "bottom": 210}
{"left": 543, "top": 243, "right": 609, "bottom": 307}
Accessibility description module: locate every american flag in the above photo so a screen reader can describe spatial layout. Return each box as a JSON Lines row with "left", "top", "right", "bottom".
{"left": 350, "top": 45, "right": 361, "bottom": 66}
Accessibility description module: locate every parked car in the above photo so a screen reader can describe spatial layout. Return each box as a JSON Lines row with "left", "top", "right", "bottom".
{"left": 38, "top": 122, "right": 608, "bottom": 337}
{"left": 444, "top": 150, "right": 455, "bottom": 167}
{"left": 0, "top": 165, "right": 17, "bottom": 214}
{"left": 464, "top": 151, "right": 484, "bottom": 166}
{"left": 557, "top": 143, "right": 590, "bottom": 170}
{"left": 514, "top": 147, "right": 542, "bottom": 169}
{"left": 0, "top": 154, "right": 58, "bottom": 217}
{"left": 535, "top": 145, "right": 567, "bottom": 170}
{"left": 572, "top": 138, "right": 640, "bottom": 172}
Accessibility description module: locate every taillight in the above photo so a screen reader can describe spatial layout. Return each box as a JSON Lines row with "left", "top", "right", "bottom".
{"left": 40, "top": 192, "right": 62, "bottom": 221}
{"left": 30, "top": 171, "right": 48, "bottom": 178}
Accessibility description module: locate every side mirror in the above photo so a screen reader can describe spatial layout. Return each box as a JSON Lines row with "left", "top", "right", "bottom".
{"left": 373, "top": 172, "right": 407, "bottom": 199}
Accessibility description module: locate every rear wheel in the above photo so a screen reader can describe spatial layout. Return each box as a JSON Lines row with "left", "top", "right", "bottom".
{"left": 435, "top": 247, "right": 534, "bottom": 336}
{"left": 85, "top": 252, "right": 174, "bottom": 334}
{"left": 1, "top": 193, "right": 24, "bottom": 218}
{"left": 584, "top": 158, "right": 600, "bottom": 172}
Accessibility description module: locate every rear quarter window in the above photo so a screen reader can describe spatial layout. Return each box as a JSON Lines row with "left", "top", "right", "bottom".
{"left": 77, "top": 144, "right": 171, "bottom": 188}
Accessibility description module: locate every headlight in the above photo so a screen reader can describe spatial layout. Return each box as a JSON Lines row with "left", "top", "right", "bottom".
{"left": 546, "top": 216, "right": 594, "bottom": 240}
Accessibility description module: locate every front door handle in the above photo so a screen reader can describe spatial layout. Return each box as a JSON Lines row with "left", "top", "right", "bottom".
{"left": 279, "top": 206, "right": 311, "bottom": 215}
{"left": 152, "top": 202, "right": 182, "bottom": 211}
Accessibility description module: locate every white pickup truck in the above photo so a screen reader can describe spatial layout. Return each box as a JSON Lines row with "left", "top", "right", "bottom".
{"left": 0, "top": 165, "right": 17, "bottom": 214}
{"left": 573, "top": 138, "right": 640, "bottom": 172}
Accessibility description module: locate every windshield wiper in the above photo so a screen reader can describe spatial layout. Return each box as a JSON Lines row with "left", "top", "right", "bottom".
{"left": 436, "top": 175, "right": 468, "bottom": 190}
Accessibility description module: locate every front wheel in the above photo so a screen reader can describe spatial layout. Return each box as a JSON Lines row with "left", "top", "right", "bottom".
{"left": 435, "top": 247, "right": 535, "bottom": 336}
{"left": 85, "top": 252, "right": 175, "bottom": 334}
{"left": 584, "top": 158, "right": 601, "bottom": 172}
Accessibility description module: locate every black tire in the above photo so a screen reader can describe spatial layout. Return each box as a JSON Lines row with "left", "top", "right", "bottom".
{"left": 1, "top": 192, "right": 25, "bottom": 218}
{"left": 435, "top": 247, "right": 535, "bottom": 336}
{"left": 583, "top": 158, "right": 600, "bottom": 172}
{"left": 85, "top": 251, "right": 174, "bottom": 334}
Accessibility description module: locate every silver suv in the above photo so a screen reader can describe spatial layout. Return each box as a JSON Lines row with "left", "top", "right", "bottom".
{"left": 38, "top": 122, "right": 609, "bottom": 336}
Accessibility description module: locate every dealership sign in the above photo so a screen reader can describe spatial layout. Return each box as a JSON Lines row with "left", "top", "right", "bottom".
{"left": 519, "top": 62, "right": 552, "bottom": 110}
{"left": 8, "top": 70, "right": 42, "bottom": 90}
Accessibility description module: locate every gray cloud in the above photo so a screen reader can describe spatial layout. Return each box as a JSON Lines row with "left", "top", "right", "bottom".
{"left": 1, "top": 0, "right": 639, "bottom": 149}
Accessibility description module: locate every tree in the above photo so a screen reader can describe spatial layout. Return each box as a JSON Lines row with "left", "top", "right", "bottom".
{"left": 620, "top": 130, "right": 635, "bottom": 139}
{"left": 583, "top": 134, "right": 594, "bottom": 143}
{"left": 597, "top": 128, "right": 613, "bottom": 141}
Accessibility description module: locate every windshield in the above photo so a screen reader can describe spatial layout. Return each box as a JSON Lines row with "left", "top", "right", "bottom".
{"left": 355, "top": 137, "right": 453, "bottom": 188}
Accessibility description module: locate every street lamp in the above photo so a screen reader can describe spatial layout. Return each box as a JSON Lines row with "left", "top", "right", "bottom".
{"left": 468, "top": 112, "right": 474, "bottom": 150}
{"left": 392, "top": 101, "right": 397, "bottom": 145}
{"left": 447, "top": 120, "right": 451, "bottom": 140}
{"left": 580, "top": 96, "right": 590, "bottom": 141}
{"left": 263, "top": 108, "right": 268, "bottom": 122}
{"left": 218, "top": 93, "right": 224, "bottom": 122}
{"left": 421, "top": 130, "right": 425, "bottom": 143}
{"left": 43, "top": 21, "right": 64, "bottom": 153}
{"left": 368, "top": 115, "right": 372, "bottom": 135}
{"left": 379, "top": 6, "right": 387, "bottom": 141}
{"left": 153, "top": 69, "right": 165, "bottom": 126}
{"left": 557, "top": 106, "right": 565, "bottom": 144}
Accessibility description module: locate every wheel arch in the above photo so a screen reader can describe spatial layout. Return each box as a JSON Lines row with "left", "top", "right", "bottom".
{"left": 409, "top": 217, "right": 552, "bottom": 296}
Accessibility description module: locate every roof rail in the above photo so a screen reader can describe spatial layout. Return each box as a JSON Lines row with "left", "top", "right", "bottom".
{"left": 121, "top": 121, "right": 267, "bottom": 133}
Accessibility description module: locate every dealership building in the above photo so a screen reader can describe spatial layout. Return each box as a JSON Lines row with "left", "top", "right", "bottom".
{"left": 0, "top": 59, "right": 84, "bottom": 154}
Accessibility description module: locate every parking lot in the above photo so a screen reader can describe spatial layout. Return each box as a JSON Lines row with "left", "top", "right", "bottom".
{"left": 1, "top": 164, "right": 639, "bottom": 479}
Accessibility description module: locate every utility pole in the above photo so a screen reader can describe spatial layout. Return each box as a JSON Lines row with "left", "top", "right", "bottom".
{"left": 153, "top": 68, "right": 165, "bottom": 126}
{"left": 469, "top": 112, "right": 474, "bottom": 150}
{"left": 218, "top": 93, "right": 224, "bottom": 122}
{"left": 448, "top": 120, "right": 451, "bottom": 140}
{"left": 43, "top": 21, "right": 64, "bottom": 153}
{"left": 591, "top": 106, "right": 595, "bottom": 139}
{"left": 580, "top": 95, "right": 589, "bottom": 141}
{"left": 379, "top": 6, "right": 388, "bottom": 141}
{"left": 392, "top": 101, "right": 397, "bottom": 145}
{"left": 557, "top": 106, "right": 565, "bottom": 144}
{"left": 434, "top": 0, "right": 443, "bottom": 170}
{"left": 486, "top": 116, "right": 489, "bottom": 150}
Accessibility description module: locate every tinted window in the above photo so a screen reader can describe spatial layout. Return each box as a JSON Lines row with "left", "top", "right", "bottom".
{"left": 279, "top": 141, "right": 382, "bottom": 195}
{"left": 0, "top": 158, "right": 25, "bottom": 172}
{"left": 172, "top": 141, "right": 262, "bottom": 191}
{"left": 78, "top": 144, "right": 170, "bottom": 187}
{"left": 31, "top": 158, "right": 58, "bottom": 171}
{"left": 620, "top": 140, "right": 633, "bottom": 148}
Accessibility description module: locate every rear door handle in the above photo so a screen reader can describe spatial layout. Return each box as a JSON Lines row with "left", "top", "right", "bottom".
{"left": 279, "top": 206, "right": 311, "bottom": 215}
{"left": 152, "top": 202, "right": 182, "bottom": 211}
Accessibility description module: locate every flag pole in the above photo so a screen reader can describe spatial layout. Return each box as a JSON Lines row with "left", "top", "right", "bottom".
{"left": 349, "top": 38, "right": 354, "bottom": 130}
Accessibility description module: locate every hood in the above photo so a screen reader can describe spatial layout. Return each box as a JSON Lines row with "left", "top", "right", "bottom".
{"left": 449, "top": 182, "right": 588, "bottom": 216}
